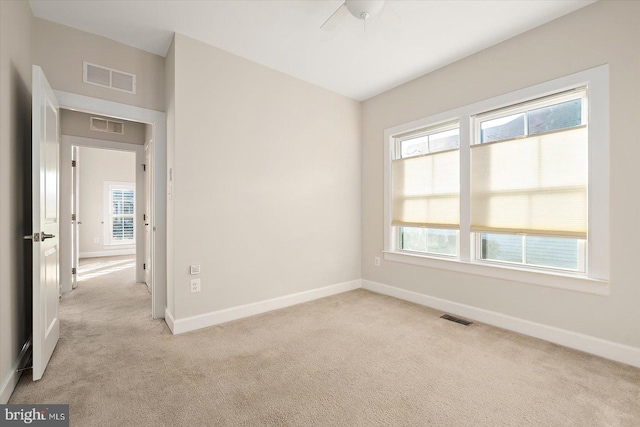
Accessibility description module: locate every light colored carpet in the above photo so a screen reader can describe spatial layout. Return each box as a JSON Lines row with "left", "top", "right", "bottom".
{"left": 10, "top": 256, "right": 640, "bottom": 426}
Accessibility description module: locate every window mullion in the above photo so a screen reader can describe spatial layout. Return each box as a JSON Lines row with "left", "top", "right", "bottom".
{"left": 459, "top": 115, "right": 471, "bottom": 262}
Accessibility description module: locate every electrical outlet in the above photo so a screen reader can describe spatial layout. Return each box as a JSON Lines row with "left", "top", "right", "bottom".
{"left": 94, "top": 237, "right": 99, "bottom": 244}
{"left": 190, "top": 278, "right": 201, "bottom": 293}
{"left": 374, "top": 256, "right": 381, "bottom": 267}
{"left": 190, "top": 264, "right": 200, "bottom": 275}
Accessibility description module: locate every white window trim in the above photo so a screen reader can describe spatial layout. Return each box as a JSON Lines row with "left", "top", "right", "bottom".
{"left": 104, "top": 181, "right": 136, "bottom": 246}
{"left": 383, "top": 65, "right": 609, "bottom": 295}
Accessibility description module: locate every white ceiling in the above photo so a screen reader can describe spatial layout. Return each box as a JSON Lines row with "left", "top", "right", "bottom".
{"left": 29, "top": 0, "right": 595, "bottom": 101}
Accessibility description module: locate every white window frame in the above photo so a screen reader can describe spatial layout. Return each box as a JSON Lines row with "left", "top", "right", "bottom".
{"left": 471, "top": 89, "right": 588, "bottom": 274}
{"left": 474, "top": 234, "right": 587, "bottom": 274}
{"left": 383, "top": 65, "right": 609, "bottom": 295}
{"left": 398, "top": 227, "right": 460, "bottom": 259}
{"left": 395, "top": 120, "right": 461, "bottom": 258}
{"left": 104, "top": 181, "right": 136, "bottom": 246}
{"left": 396, "top": 120, "right": 460, "bottom": 158}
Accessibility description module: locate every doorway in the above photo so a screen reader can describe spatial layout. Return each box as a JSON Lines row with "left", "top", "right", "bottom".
{"left": 27, "top": 74, "right": 167, "bottom": 382}
{"left": 58, "top": 109, "right": 155, "bottom": 317}
{"left": 53, "top": 89, "right": 166, "bottom": 320}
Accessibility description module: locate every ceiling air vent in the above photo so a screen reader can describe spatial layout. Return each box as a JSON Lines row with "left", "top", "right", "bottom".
{"left": 90, "top": 117, "right": 124, "bottom": 135}
{"left": 83, "top": 61, "right": 137, "bottom": 94}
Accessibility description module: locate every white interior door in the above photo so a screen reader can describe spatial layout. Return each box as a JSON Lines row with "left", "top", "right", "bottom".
{"left": 30, "top": 65, "right": 61, "bottom": 381}
{"left": 144, "top": 141, "right": 152, "bottom": 288}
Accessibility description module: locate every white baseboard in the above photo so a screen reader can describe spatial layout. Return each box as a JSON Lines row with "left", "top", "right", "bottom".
{"left": 79, "top": 248, "right": 136, "bottom": 258}
{"left": 164, "top": 276, "right": 639, "bottom": 367}
{"left": 1, "top": 339, "right": 31, "bottom": 404}
{"left": 362, "top": 279, "right": 640, "bottom": 368}
{"left": 171, "top": 279, "right": 362, "bottom": 335}
{"left": 164, "top": 308, "right": 175, "bottom": 333}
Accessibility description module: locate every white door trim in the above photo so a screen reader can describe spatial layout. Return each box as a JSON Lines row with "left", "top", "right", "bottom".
{"left": 144, "top": 139, "right": 153, "bottom": 292}
{"left": 71, "top": 146, "right": 79, "bottom": 289}
{"left": 55, "top": 90, "right": 167, "bottom": 319}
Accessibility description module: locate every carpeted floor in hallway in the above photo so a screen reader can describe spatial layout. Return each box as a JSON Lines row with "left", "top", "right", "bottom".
{"left": 9, "top": 256, "right": 640, "bottom": 426}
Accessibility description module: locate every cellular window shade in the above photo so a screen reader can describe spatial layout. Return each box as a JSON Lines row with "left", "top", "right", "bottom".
{"left": 392, "top": 149, "right": 460, "bottom": 229}
{"left": 470, "top": 125, "right": 587, "bottom": 238}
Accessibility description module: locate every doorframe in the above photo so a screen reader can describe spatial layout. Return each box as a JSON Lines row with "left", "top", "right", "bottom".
{"left": 60, "top": 136, "right": 145, "bottom": 287}
{"left": 144, "top": 138, "right": 153, "bottom": 293}
{"left": 54, "top": 90, "right": 167, "bottom": 319}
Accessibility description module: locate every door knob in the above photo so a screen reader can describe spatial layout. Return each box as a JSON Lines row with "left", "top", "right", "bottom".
{"left": 41, "top": 233, "right": 55, "bottom": 241}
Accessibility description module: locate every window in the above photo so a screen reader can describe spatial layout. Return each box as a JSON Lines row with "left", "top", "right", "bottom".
{"left": 105, "top": 182, "right": 135, "bottom": 245}
{"left": 478, "top": 234, "right": 585, "bottom": 272}
{"left": 393, "top": 122, "right": 460, "bottom": 256}
{"left": 471, "top": 89, "right": 587, "bottom": 272}
{"left": 400, "top": 227, "right": 457, "bottom": 256}
{"left": 383, "top": 65, "right": 609, "bottom": 294}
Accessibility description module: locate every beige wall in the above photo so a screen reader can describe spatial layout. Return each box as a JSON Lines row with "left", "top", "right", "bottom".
{"left": 33, "top": 18, "right": 165, "bottom": 112}
{"left": 0, "top": 0, "right": 33, "bottom": 403}
{"left": 77, "top": 147, "right": 136, "bottom": 256}
{"left": 168, "top": 34, "right": 361, "bottom": 319}
{"left": 61, "top": 109, "right": 145, "bottom": 145}
{"left": 362, "top": 0, "right": 640, "bottom": 348}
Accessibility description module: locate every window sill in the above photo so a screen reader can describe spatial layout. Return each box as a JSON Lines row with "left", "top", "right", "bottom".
{"left": 383, "top": 251, "right": 610, "bottom": 296}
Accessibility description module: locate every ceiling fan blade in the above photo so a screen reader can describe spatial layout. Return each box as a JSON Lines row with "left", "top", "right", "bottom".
{"left": 379, "top": 2, "right": 402, "bottom": 27}
{"left": 321, "top": 3, "right": 348, "bottom": 31}
{"left": 376, "top": 2, "right": 404, "bottom": 40}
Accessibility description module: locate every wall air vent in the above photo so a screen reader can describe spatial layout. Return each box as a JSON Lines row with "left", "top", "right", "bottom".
{"left": 90, "top": 116, "right": 124, "bottom": 135}
{"left": 440, "top": 314, "right": 473, "bottom": 326}
{"left": 83, "top": 61, "right": 137, "bottom": 94}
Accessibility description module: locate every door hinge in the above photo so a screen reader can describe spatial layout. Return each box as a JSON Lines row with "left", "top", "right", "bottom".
{"left": 71, "top": 213, "right": 76, "bottom": 221}
{"left": 143, "top": 263, "right": 146, "bottom": 270}
{"left": 143, "top": 213, "right": 147, "bottom": 221}
{"left": 71, "top": 267, "right": 76, "bottom": 275}
{"left": 143, "top": 164, "right": 146, "bottom": 171}
{"left": 71, "top": 160, "right": 76, "bottom": 167}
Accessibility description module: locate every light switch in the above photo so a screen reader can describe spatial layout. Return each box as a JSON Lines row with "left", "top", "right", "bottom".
{"left": 190, "top": 264, "right": 200, "bottom": 275}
